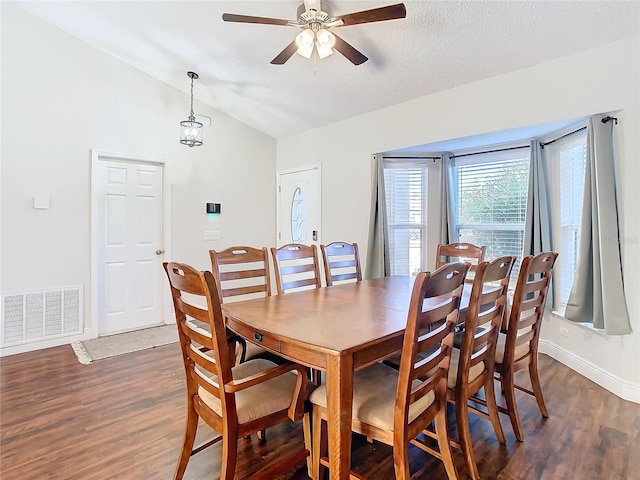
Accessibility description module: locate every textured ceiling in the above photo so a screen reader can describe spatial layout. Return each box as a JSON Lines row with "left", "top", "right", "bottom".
{"left": 13, "top": 1, "right": 640, "bottom": 139}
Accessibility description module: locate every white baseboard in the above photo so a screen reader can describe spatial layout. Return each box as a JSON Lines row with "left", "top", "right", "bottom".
{"left": 0, "top": 328, "right": 93, "bottom": 357}
{"left": 539, "top": 339, "right": 640, "bottom": 404}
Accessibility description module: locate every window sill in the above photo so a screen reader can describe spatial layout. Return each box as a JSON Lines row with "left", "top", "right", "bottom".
{"left": 551, "top": 309, "right": 608, "bottom": 336}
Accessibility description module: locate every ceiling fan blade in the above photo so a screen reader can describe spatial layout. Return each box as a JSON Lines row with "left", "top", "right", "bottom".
{"left": 271, "top": 40, "right": 298, "bottom": 65}
{"left": 222, "top": 13, "right": 291, "bottom": 26}
{"left": 332, "top": 33, "right": 368, "bottom": 65}
{"left": 334, "top": 3, "right": 407, "bottom": 26}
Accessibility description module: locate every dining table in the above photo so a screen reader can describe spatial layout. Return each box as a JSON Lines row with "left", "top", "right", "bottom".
{"left": 222, "top": 275, "right": 475, "bottom": 480}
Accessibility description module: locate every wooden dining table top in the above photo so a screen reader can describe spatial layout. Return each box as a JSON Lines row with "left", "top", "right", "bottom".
{"left": 222, "top": 276, "right": 410, "bottom": 354}
{"left": 222, "top": 275, "right": 475, "bottom": 357}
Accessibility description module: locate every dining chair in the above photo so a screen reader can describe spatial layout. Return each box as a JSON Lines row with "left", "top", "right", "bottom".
{"left": 271, "top": 243, "right": 324, "bottom": 385}
{"left": 433, "top": 256, "right": 515, "bottom": 480}
{"left": 320, "top": 241, "right": 362, "bottom": 286}
{"left": 494, "top": 251, "right": 558, "bottom": 441}
{"left": 309, "top": 262, "right": 470, "bottom": 480}
{"left": 271, "top": 243, "right": 322, "bottom": 294}
{"left": 163, "top": 261, "right": 312, "bottom": 480}
{"left": 209, "top": 245, "right": 274, "bottom": 363}
{"left": 436, "top": 242, "right": 486, "bottom": 282}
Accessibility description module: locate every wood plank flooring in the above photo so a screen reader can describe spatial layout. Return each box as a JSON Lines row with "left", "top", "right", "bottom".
{"left": 1, "top": 343, "right": 638, "bottom": 479}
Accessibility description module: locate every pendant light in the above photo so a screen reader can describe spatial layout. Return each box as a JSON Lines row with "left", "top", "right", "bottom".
{"left": 179, "top": 71, "right": 203, "bottom": 147}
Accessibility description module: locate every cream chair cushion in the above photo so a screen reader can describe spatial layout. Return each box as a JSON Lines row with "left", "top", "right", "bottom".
{"left": 494, "top": 332, "right": 530, "bottom": 365}
{"left": 448, "top": 347, "right": 486, "bottom": 388}
{"left": 309, "top": 362, "right": 435, "bottom": 432}
{"left": 198, "top": 358, "right": 301, "bottom": 424}
{"left": 243, "top": 342, "right": 271, "bottom": 362}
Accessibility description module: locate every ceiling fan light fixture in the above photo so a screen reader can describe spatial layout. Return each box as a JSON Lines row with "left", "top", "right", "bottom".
{"left": 179, "top": 71, "right": 203, "bottom": 147}
{"left": 295, "top": 28, "right": 315, "bottom": 58}
{"left": 315, "top": 28, "right": 335, "bottom": 58}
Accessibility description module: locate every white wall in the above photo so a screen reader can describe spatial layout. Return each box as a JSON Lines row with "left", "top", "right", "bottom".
{"left": 1, "top": 6, "right": 277, "bottom": 350}
{"left": 277, "top": 36, "right": 640, "bottom": 401}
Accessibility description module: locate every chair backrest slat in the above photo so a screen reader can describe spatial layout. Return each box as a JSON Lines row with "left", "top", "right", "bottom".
{"left": 220, "top": 268, "right": 268, "bottom": 282}
{"left": 221, "top": 284, "right": 268, "bottom": 298}
{"left": 282, "top": 277, "right": 319, "bottom": 291}
{"left": 279, "top": 263, "right": 317, "bottom": 275}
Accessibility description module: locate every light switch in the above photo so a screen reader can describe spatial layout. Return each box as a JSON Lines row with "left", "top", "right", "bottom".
{"left": 34, "top": 196, "right": 50, "bottom": 209}
{"left": 204, "top": 231, "right": 220, "bottom": 241}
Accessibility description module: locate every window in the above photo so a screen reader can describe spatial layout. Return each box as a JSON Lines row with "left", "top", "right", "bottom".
{"left": 383, "top": 160, "right": 430, "bottom": 276}
{"left": 452, "top": 149, "right": 530, "bottom": 285}
{"left": 548, "top": 131, "right": 587, "bottom": 308}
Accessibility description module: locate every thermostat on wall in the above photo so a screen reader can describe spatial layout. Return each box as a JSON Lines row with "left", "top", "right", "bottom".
{"left": 206, "top": 203, "right": 221, "bottom": 214}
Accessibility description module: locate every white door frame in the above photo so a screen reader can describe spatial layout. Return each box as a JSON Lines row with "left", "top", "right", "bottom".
{"left": 90, "top": 149, "right": 172, "bottom": 339}
{"left": 276, "top": 164, "right": 322, "bottom": 246}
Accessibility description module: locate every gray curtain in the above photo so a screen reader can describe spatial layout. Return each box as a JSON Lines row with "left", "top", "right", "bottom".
{"left": 365, "top": 153, "right": 390, "bottom": 279}
{"left": 439, "top": 152, "right": 456, "bottom": 245}
{"left": 523, "top": 140, "right": 554, "bottom": 308}
{"left": 565, "top": 115, "right": 631, "bottom": 334}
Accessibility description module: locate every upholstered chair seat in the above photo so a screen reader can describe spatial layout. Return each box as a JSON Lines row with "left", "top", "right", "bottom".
{"left": 309, "top": 363, "right": 435, "bottom": 432}
{"left": 494, "top": 332, "right": 530, "bottom": 365}
{"left": 199, "top": 358, "right": 309, "bottom": 424}
{"left": 448, "top": 348, "right": 485, "bottom": 389}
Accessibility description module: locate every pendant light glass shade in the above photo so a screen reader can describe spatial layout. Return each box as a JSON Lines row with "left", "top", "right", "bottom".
{"left": 180, "top": 71, "right": 203, "bottom": 147}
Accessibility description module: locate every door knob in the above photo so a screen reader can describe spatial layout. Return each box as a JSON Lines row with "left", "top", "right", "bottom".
{"left": 155, "top": 249, "right": 164, "bottom": 256}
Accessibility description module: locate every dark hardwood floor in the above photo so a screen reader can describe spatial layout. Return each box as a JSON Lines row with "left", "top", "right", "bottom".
{"left": 1, "top": 343, "right": 638, "bottom": 479}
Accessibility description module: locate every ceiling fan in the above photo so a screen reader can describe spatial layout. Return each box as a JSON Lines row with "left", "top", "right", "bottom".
{"left": 222, "top": 1, "right": 407, "bottom": 65}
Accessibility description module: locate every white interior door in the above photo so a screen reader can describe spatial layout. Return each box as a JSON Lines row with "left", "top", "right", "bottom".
{"left": 277, "top": 165, "right": 321, "bottom": 247}
{"left": 94, "top": 157, "right": 164, "bottom": 335}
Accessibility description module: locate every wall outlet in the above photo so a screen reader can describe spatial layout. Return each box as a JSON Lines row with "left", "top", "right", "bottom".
{"left": 204, "top": 230, "right": 220, "bottom": 241}
{"left": 560, "top": 327, "right": 569, "bottom": 337}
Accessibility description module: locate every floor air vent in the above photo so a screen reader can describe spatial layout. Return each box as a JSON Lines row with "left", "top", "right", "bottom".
{"left": 1, "top": 286, "right": 83, "bottom": 347}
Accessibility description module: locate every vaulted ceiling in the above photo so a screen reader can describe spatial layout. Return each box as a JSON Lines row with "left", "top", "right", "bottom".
{"left": 14, "top": 1, "right": 640, "bottom": 138}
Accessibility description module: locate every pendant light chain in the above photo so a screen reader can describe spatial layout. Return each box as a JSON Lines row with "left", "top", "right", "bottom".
{"left": 189, "top": 75, "right": 195, "bottom": 119}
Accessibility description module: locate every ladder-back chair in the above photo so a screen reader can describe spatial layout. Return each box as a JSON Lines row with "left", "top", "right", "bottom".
{"left": 494, "top": 251, "right": 558, "bottom": 441}
{"left": 164, "top": 262, "right": 311, "bottom": 480}
{"left": 310, "top": 262, "right": 470, "bottom": 480}
{"left": 438, "top": 256, "right": 515, "bottom": 480}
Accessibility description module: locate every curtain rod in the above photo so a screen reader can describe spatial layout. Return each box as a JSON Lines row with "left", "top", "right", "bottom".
{"left": 383, "top": 156, "right": 440, "bottom": 160}
{"left": 451, "top": 145, "right": 529, "bottom": 159}
{"left": 540, "top": 126, "right": 586, "bottom": 149}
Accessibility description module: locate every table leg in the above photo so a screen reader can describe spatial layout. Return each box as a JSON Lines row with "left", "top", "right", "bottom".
{"left": 325, "top": 353, "right": 354, "bottom": 480}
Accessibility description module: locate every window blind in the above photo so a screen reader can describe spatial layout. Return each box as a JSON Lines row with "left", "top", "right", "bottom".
{"left": 384, "top": 162, "right": 428, "bottom": 276}
{"left": 455, "top": 154, "right": 530, "bottom": 286}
